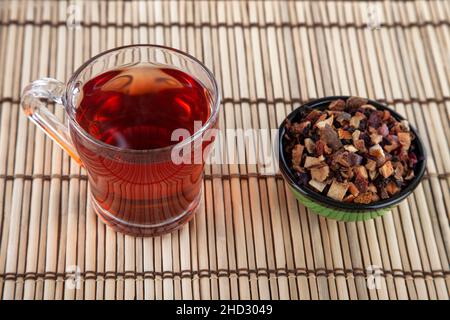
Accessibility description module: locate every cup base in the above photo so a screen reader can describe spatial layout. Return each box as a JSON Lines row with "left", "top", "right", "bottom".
{"left": 90, "top": 193, "right": 201, "bottom": 237}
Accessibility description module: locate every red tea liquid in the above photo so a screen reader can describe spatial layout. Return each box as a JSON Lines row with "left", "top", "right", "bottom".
{"left": 73, "top": 65, "right": 211, "bottom": 236}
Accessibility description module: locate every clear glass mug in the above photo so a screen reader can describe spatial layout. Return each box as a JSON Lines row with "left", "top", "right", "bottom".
{"left": 21, "top": 45, "right": 220, "bottom": 237}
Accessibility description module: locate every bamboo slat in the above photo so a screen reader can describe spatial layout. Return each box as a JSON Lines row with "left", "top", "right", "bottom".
{"left": 0, "top": 0, "right": 448, "bottom": 300}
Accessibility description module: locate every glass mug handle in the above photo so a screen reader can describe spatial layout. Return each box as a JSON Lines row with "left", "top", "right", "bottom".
{"left": 21, "top": 78, "right": 81, "bottom": 164}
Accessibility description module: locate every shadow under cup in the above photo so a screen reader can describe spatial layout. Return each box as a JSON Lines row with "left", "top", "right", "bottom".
{"left": 22, "top": 45, "right": 221, "bottom": 237}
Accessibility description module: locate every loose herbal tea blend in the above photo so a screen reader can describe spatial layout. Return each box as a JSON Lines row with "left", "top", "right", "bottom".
{"left": 283, "top": 97, "right": 418, "bottom": 204}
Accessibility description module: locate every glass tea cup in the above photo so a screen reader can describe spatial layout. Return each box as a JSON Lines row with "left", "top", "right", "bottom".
{"left": 21, "top": 45, "right": 220, "bottom": 237}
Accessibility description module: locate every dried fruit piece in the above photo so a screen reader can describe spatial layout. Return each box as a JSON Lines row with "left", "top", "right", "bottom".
{"left": 369, "top": 144, "right": 385, "bottom": 160}
{"left": 379, "top": 186, "right": 389, "bottom": 200}
{"left": 379, "top": 161, "right": 394, "bottom": 178}
{"left": 354, "top": 173, "right": 369, "bottom": 193}
{"left": 405, "top": 170, "right": 415, "bottom": 180}
{"left": 340, "top": 168, "right": 354, "bottom": 180}
{"left": 292, "top": 144, "right": 304, "bottom": 171}
{"left": 338, "top": 128, "right": 353, "bottom": 140}
{"left": 292, "top": 121, "right": 311, "bottom": 135}
{"left": 361, "top": 104, "right": 377, "bottom": 111}
{"left": 400, "top": 120, "right": 410, "bottom": 131}
{"left": 343, "top": 194, "right": 356, "bottom": 202}
{"left": 329, "top": 99, "right": 346, "bottom": 111}
{"left": 367, "top": 111, "right": 383, "bottom": 128}
{"left": 368, "top": 184, "right": 378, "bottom": 193}
{"left": 327, "top": 180, "right": 349, "bottom": 201}
{"left": 378, "top": 123, "right": 389, "bottom": 137}
{"left": 320, "top": 124, "right": 342, "bottom": 151}
{"left": 304, "top": 155, "right": 325, "bottom": 168}
{"left": 370, "top": 133, "right": 383, "bottom": 144}
{"left": 386, "top": 181, "right": 400, "bottom": 195}
{"left": 354, "top": 139, "right": 367, "bottom": 153}
{"left": 311, "top": 165, "right": 330, "bottom": 182}
{"left": 344, "top": 145, "right": 358, "bottom": 153}
{"left": 333, "top": 150, "right": 363, "bottom": 167}
{"left": 347, "top": 96, "right": 368, "bottom": 110}
{"left": 336, "top": 112, "right": 351, "bottom": 124}
{"left": 394, "top": 162, "right": 404, "bottom": 181}
{"left": 369, "top": 169, "right": 378, "bottom": 181}
{"left": 315, "top": 140, "right": 332, "bottom": 156}
{"left": 304, "top": 138, "right": 316, "bottom": 154}
{"left": 350, "top": 112, "right": 366, "bottom": 128}
{"left": 305, "top": 109, "right": 322, "bottom": 122}
{"left": 384, "top": 135, "right": 399, "bottom": 152}
{"left": 371, "top": 192, "right": 380, "bottom": 202}
{"left": 309, "top": 179, "right": 327, "bottom": 192}
{"left": 354, "top": 166, "right": 368, "bottom": 179}
{"left": 315, "top": 115, "right": 334, "bottom": 129}
{"left": 354, "top": 192, "right": 374, "bottom": 204}
{"left": 397, "top": 132, "right": 411, "bottom": 151}
{"left": 348, "top": 182, "right": 360, "bottom": 197}
{"left": 296, "top": 172, "right": 309, "bottom": 185}
{"left": 365, "top": 159, "right": 377, "bottom": 172}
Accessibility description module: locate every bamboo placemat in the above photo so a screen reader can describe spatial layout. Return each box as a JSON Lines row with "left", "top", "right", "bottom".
{"left": 0, "top": 0, "right": 449, "bottom": 300}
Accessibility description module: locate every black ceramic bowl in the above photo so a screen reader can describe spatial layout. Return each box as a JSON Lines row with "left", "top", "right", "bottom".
{"left": 278, "top": 96, "right": 426, "bottom": 221}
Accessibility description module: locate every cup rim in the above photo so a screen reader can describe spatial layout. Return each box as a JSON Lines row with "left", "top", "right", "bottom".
{"left": 64, "top": 44, "right": 221, "bottom": 154}
{"left": 278, "top": 96, "right": 427, "bottom": 211}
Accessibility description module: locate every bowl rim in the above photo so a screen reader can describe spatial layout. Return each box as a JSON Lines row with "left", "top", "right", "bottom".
{"left": 278, "top": 96, "right": 427, "bottom": 211}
